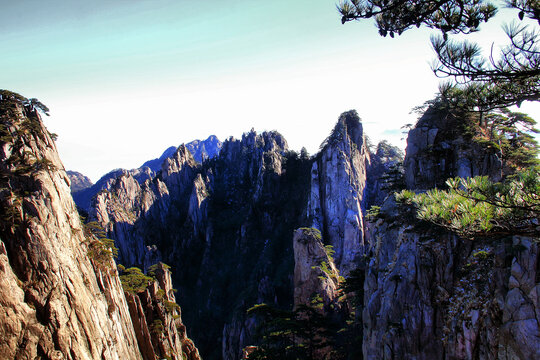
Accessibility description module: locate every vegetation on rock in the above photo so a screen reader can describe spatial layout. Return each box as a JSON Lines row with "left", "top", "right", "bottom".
{"left": 397, "top": 167, "right": 540, "bottom": 238}
{"left": 83, "top": 221, "right": 119, "bottom": 266}
{"left": 119, "top": 266, "right": 154, "bottom": 294}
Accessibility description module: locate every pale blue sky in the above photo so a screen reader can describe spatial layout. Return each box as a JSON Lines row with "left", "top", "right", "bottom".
{"left": 2, "top": 0, "right": 538, "bottom": 181}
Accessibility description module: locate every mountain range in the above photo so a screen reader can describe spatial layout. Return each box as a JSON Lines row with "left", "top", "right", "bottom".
{"left": 1, "top": 90, "right": 538, "bottom": 360}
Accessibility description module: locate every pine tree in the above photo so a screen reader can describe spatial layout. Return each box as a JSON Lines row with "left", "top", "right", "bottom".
{"left": 338, "top": 1, "right": 540, "bottom": 111}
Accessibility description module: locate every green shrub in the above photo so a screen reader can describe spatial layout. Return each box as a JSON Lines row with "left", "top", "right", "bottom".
{"left": 84, "top": 221, "right": 118, "bottom": 267}
{"left": 164, "top": 300, "right": 181, "bottom": 314}
{"left": 150, "top": 319, "right": 164, "bottom": 336}
{"left": 299, "top": 227, "right": 322, "bottom": 241}
{"left": 472, "top": 250, "right": 491, "bottom": 260}
{"left": 324, "top": 244, "right": 335, "bottom": 261}
{"left": 148, "top": 262, "right": 171, "bottom": 278}
{"left": 366, "top": 205, "right": 384, "bottom": 221}
{"left": 120, "top": 267, "right": 153, "bottom": 294}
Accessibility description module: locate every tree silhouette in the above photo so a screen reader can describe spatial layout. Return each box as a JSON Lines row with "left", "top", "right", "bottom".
{"left": 338, "top": 0, "right": 540, "bottom": 111}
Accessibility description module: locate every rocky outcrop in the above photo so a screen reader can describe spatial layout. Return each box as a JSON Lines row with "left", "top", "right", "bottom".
{"left": 363, "top": 199, "right": 540, "bottom": 359}
{"left": 0, "top": 93, "right": 202, "bottom": 360}
{"left": 0, "top": 95, "right": 142, "bottom": 359}
{"left": 308, "top": 110, "right": 370, "bottom": 274}
{"left": 142, "top": 135, "right": 222, "bottom": 172}
{"left": 72, "top": 167, "right": 154, "bottom": 211}
{"left": 126, "top": 263, "right": 201, "bottom": 360}
{"left": 92, "top": 173, "right": 159, "bottom": 268}
{"left": 363, "top": 198, "right": 458, "bottom": 359}
{"left": 185, "top": 135, "right": 222, "bottom": 163}
{"left": 90, "top": 145, "right": 198, "bottom": 269}
{"left": 403, "top": 106, "right": 502, "bottom": 190}
{"left": 73, "top": 136, "right": 219, "bottom": 212}
{"left": 499, "top": 236, "right": 539, "bottom": 360}
{"left": 293, "top": 227, "right": 340, "bottom": 309}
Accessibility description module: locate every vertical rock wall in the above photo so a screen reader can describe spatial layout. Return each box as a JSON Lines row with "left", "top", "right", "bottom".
{"left": 361, "top": 105, "right": 539, "bottom": 359}
{"left": 0, "top": 100, "right": 142, "bottom": 359}
{"left": 293, "top": 227, "right": 340, "bottom": 309}
{"left": 308, "top": 110, "right": 370, "bottom": 275}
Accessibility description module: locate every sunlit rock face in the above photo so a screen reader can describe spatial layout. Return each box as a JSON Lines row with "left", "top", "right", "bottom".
{"left": 293, "top": 227, "right": 339, "bottom": 309}
{"left": 0, "top": 95, "right": 201, "bottom": 360}
{"left": 308, "top": 110, "right": 370, "bottom": 275}
{"left": 0, "top": 99, "right": 142, "bottom": 359}
{"left": 71, "top": 136, "right": 221, "bottom": 212}
{"left": 125, "top": 263, "right": 202, "bottom": 360}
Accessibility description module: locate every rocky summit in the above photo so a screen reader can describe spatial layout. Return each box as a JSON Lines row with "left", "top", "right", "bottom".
{"left": 1, "top": 90, "right": 538, "bottom": 360}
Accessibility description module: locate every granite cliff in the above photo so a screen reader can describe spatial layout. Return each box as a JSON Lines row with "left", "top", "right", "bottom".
{"left": 361, "top": 104, "right": 539, "bottom": 360}
{"left": 0, "top": 91, "right": 200, "bottom": 360}
{"left": 90, "top": 129, "right": 310, "bottom": 359}
{"left": 87, "top": 111, "right": 375, "bottom": 359}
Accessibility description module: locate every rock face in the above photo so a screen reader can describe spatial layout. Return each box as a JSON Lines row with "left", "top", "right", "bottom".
{"left": 125, "top": 263, "right": 202, "bottom": 360}
{"left": 142, "top": 135, "right": 222, "bottom": 172}
{"left": 0, "top": 93, "right": 201, "bottom": 360}
{"left": 72, "top": 136, "right": 221, "bottom": 213}
{"left": 308, "top": 110, "right": 370, "bottom": 274}
{"left": 72, "top": 167, "right": 154, "bottom": 211}
{"left": 91, "top": 145, "right": 198, "bottom": 269}
{"left": 184, "top": 135, "right": 222, "bottom": 163}
{"left": 403, "top": 106, "right": 502, "bottom": 190}
{"left": 293, "top": 228, "right": 340, "bottom": 309}
{"left": 360, "top": 104, "right": 540, "bottom": 360}
{"left": 363, "top": 203, "right": 540, "bottom": 359}
{"left": 0, "top": 96, "right": 142, "bottom": 359}
{"left": 66, "top": 170, "right": 93, "bottom": 192}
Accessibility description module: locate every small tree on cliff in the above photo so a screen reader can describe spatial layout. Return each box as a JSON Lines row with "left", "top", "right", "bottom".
{"left": 338, "top": 0, "right": 540, "bottom": 111}
{"left": 246, "top": 303, "right": 336, "bottom": 360}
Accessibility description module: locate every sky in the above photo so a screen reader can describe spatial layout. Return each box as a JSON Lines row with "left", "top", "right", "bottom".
{"left": 2, "top": 0, "right": 539, "bottom": 182}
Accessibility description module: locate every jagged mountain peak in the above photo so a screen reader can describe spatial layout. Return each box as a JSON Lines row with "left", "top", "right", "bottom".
{"left": 222, "top": 129, "right": 288, "bottom": 153}
{"left": 319, "top": 109, "right": 365, "bottom": 150}
{"left": 184, "top": 135, "right": 222, "bottom": 163}
{"left": 144, "top": 136, "right": 222, "bottom": 172}
{"left": 67, "top": 170, "right": 93, "bottom": 192}
{"left": 241, "top": 129, "right": 288, "bottom": 151}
